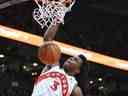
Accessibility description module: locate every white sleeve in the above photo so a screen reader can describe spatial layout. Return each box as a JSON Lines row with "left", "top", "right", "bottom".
{"left": 68, "top": 76, "right": 78, "bottom": 95}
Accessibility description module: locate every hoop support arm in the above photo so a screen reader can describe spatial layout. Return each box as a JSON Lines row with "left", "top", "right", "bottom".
{"left": 0, "top": 25, "right": 128, "bottom": 71}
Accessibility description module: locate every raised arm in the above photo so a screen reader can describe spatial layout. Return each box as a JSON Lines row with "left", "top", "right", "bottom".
{"left": 44, "top": 23, "right": 61, "bottom": 41}
{"left": 42, "top": 23, "right": 61, "bottom": 72}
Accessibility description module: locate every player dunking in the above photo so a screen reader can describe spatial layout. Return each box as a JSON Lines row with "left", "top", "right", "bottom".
{"left": 32, "top": 0, "right": 86, "bottom": 95}
{"left": 31, "top": 21, "right": 87, "bottom": 96}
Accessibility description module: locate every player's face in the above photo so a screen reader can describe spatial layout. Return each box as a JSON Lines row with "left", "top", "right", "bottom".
{"left": 64, "top": 56, "right": 83, "bottom": 75}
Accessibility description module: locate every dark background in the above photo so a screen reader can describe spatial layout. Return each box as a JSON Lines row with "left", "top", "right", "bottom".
{"left": 0, "top": 0, "right": 128, "bottom": 96}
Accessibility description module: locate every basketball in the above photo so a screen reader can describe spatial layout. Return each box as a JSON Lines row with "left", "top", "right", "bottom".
{"left": 38, "top": 42, "right": 61, "bottom": 65}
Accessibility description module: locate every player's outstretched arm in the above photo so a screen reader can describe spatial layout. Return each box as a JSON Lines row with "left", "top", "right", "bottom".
{"left": 71, "top": 86, "right": 84, "bottom": 96}
{"left": 44, "top": 23, "right": 60, "bottom": 41}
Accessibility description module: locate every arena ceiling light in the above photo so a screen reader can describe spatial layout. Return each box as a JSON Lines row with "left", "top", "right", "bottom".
{"left": 32, "top": 62, "right": 38, "bottom": 67}
{"left": 0, "top": 54, "right": 5, "bottom": 58}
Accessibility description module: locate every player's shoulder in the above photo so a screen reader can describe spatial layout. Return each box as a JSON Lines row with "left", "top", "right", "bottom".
{"left": 67, "top": 75, "right": 77, "bottom": 84}
{"left": 69, "top": 75, "right": 77, "bottom": 82}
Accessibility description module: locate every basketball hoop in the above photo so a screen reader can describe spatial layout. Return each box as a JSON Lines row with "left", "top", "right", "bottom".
{"left": 33, "top": 0, "right": 76, "bottom": 31}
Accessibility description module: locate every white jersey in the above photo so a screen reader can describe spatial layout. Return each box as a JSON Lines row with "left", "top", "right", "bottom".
{"left": 31, "top": 66, "right": 77, "bottom": 96}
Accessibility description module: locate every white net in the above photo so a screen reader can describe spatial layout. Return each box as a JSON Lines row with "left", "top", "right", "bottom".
{"left": 33, "top": 0, "right": 76, "bottom": 30}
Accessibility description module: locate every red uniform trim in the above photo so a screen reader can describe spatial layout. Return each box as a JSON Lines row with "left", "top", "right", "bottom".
{"left": 35, "top": 72, "right": 69, "bottom": 96}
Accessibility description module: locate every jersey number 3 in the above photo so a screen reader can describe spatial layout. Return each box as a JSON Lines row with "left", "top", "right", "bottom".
{"left": 50, "top": 80, "right": 60, "bottom": 91}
